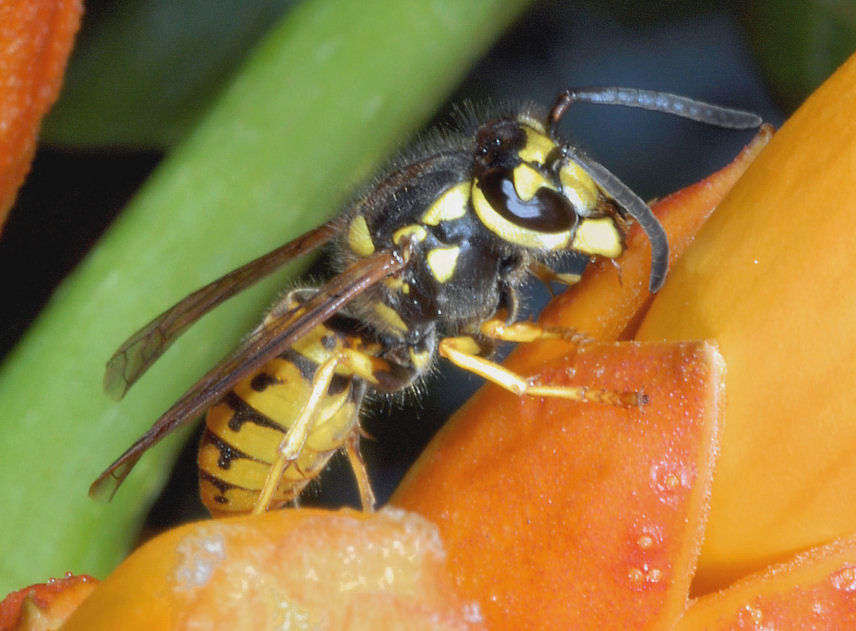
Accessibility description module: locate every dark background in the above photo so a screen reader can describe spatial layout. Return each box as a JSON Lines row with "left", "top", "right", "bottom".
{"left": 0, "top": 0, "right": 819, "bottom": 535}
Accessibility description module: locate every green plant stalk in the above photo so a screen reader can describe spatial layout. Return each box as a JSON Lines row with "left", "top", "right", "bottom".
{"left": 0, "top": 0, "right": 530, "bottom": 592}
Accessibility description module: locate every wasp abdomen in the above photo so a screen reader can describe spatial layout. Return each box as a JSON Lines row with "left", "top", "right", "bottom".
{"left": 198, "top": 343, "right": 365, "bottom": 516}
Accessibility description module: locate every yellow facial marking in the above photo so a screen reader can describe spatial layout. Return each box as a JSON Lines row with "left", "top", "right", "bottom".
{"left": 426, "top": 245, "right": 461, "bottom": 283}
{"left": 392, "top": 224, "right": 427, "bottom": 246}
{"left": 517, "top": 126, "right": 556, "bottom": 164}
{"left": 512, "top": 163, "right": 555, "bottom": 202}
{"left": 373, "top": 301, "right": 408, "bottom": 332}
{"left": 421, "top": 181, "right": 470, "bottom": 225}
{"left": 347, "top": 215, "right": 375, "bottom": 256}
{"left": 472, "top": 182, "right": 572, "bottom": 251}
{"left": 559, "top": 161, "right": 599, "bottom": 214}
{"left": 572, "top": 216, "right": 623, "bottom": 258}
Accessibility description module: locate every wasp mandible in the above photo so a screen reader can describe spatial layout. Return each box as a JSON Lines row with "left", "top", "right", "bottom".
{"left": 91, "top": 87, "right": 761, "bottom": 516}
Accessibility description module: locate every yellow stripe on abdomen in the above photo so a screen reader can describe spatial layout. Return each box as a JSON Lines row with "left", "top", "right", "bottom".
{"left": 198, "top": 339, "right": 365, "bottom": 514}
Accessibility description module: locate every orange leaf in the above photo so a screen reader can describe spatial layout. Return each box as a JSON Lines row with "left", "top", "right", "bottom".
{"left": 58, "top": 508, "right": 484, "bottom": 631}
{"left": 0, "top": 0, "right": 82, "bottom": 231}
{"left": 393, "top": 341, "right": 725, "bottom": 630}
{"left": 637, "top": 52, "right": 856, "bottom": 591}
{"left": 675, "top": 535, "right": 856, "bottom": 629}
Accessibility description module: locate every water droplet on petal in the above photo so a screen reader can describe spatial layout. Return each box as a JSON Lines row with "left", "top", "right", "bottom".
{"left": 735, "top": 603, "right": 763, "bottom": 628}
{"left": 830, "top": 564, "right": 856, "bottom": 592}
{"left": 629, "top": 521, "right": 662, "bottom": 551}
{"left": 651, "top": 459, "right": 692, "bottom": 506}
{"left": 637, "top": 534, "right": 655, "bottom": 549}
{"left": 626, "top": 563, "right": 663, "bottom": 590}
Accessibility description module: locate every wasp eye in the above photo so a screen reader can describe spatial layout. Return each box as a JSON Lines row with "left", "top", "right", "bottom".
{"left": 478, "top": 167, "right": 577, "bottom": 233}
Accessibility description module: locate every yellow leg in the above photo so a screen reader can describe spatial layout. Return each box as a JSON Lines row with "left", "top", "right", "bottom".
{"left": 527, "top": 260, "right": 582, "bottom": 295}
{"left": 345, "top": 430, "right": 376, "bottom": 512}
{"left": 253, "top": 354, "right": 342, "bottom": 515}
{"left": 479, "top": 317, "right": 594, "bottom": 346}
{"left": 438, "top": 336, "right": 645, "bottom": 406}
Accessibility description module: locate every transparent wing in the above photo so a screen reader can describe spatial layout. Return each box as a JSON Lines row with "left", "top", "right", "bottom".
{"left": 103, "top": 222, "right": 338, "bottom": 400}
{"left": 91, "top": 246, "right": 408, "bottom": 501}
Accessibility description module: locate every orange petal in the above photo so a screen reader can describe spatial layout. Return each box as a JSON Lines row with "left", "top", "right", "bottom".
{"left": 509, "top": 125, "right": 771, "bottom": 375}
{"left": 0, "top": 0, "right": 82, "bottom": 231}
{"left": 393, "top": 341, "right": 725, "bottom": 630}
{"left": 58, "top": 508, "right": 484, "bottom": 631}
{"left": 0, "top": 574, "right": 98, "bottom": 631}
{"left": 675, "top": 535, "right": 856, "bottom": 629}
{"left": 637, "top": 52, "right": 856, "bottom": 591}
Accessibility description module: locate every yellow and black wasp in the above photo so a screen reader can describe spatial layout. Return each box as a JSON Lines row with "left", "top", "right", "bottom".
{"left": 91, "top": 87, "right": 761, "bottom": 516}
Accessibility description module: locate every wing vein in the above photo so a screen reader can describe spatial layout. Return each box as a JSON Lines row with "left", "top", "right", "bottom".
{"left": 90, "top": 248, "right": 406, "bottom": 501}
{"left": 103, "top": 222, "right": 338, "bottom": 399}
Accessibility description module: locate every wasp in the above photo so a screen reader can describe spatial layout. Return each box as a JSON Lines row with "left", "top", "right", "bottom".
{"left": 90, "top": 87, "right": 761, "bottom": 516}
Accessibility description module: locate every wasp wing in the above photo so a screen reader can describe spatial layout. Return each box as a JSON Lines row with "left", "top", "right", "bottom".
{"left": 90, "top": 247, "right": 408, "bottom": 502}
{"left": 104, "top": 222, "right": 339, "bottom": 401}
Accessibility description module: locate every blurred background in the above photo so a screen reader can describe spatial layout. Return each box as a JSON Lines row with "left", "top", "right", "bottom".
{"left": 1, "top": 0, "right": 852, "bottom": 538}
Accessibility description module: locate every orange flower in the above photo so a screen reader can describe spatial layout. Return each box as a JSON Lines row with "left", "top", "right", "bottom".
{"left": 0, "top": 0, "right": 82, "bottom": 231}
{"left": 637, "top": 51, "right": 856, "bottom": 593}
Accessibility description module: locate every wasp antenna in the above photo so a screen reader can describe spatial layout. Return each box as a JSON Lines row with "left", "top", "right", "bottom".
{"left": 548, "top": 87, "right": 762, "bottom": 135}
{"left": 565, "top": 147, "right": 669, "bottom": 292}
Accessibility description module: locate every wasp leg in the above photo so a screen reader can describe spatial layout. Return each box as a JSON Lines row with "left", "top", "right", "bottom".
{"left": 253, "top": 355, "right": 342, "bottom": 515}
{"left": 438, "top": 336, "right": 645, "bottom": 406}
{"left": 253, "top": 349, "right": 389, "bottom": 515}
{"left": 527, "top": 260, "right": 582, "bottom": 296}
{"left": 479, "top": 317, "right": 594, "bottom": 346}
{"left": 345, "top": 430, "right": 375, "bottom": 512}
